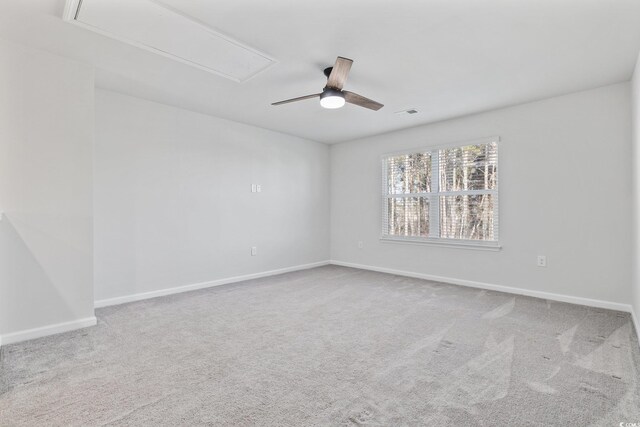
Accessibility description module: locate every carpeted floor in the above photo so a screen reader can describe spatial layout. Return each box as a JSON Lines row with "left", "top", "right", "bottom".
{"left": 1, "top": 265, "right": 639, "bottom": 426}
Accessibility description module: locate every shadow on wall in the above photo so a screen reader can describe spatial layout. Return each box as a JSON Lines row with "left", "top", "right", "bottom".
{"left": 0, "top": 215, "right": 75, "bottom": 336}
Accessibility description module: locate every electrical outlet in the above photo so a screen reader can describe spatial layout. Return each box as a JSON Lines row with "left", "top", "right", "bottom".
{"left": 537, "top": 255, "right": 547, "bottom": 267}
{"left": 256, "top": 184, "right": 261, "bottom": 193}
{"left": 251, "top": 246, "right": 257, "bottom": 256}
{"left": 357, "top": 241, "right": 363, "bottom": 249}
{"left": 251, "top": 184, "right": 256, "bottom": 193}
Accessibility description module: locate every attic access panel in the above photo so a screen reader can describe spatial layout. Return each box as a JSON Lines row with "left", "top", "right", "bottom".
{"left": 63, "top": 0, "right": 275, "bottom": 82}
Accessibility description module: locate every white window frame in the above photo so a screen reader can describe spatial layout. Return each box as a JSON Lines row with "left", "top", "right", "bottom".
{"left": 380, "top": 136, "right": 500, "bottom": 250}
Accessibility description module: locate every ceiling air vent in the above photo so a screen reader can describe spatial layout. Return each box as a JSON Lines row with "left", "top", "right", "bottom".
{"left": 63, "top": 0, "right": 276, "bottom": 82}
{"left": 395, "top": 108, "right": 419, "bottom": 115}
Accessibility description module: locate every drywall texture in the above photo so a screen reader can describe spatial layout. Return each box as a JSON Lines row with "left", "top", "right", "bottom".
{"left": 94, "top": 90, "right": 330, "bottom": 302}
{"left": 633, "top": 54, "right": 640, "bottom": 325}
{"left": 0, "top": 39, "right": 94, "bottom": 337}
{"left": 331, "top": 83, "right": 632, "bottom": 305}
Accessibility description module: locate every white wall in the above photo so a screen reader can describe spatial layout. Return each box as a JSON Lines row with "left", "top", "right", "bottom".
{"left": 632, "top": 53, "right": 640, "bottom": 329}
{"left": 331, "top": 83, "right": 632, "bottom": 306}
{"left": 94, "top": 90, "right": 330, "bottom": 303}
{"left": 0, "top": 38, "right": 95, "bottom": 342}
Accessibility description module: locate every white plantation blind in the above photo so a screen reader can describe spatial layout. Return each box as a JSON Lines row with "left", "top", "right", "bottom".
{"left": 382, "top": 138, "right": 499, "bottom": 246}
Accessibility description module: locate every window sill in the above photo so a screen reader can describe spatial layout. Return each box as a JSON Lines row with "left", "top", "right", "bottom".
{"left": 380, "top": 236, "right": 502, "bottom": 251}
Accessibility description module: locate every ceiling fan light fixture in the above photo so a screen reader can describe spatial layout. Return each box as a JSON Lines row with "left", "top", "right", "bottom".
{"left": 320, "top": 88, "right": 345, "bottom": 109}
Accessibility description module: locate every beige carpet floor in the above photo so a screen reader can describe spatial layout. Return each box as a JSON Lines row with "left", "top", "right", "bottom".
{"left": 1, "top": 265, "right": 639, "bottom": 426}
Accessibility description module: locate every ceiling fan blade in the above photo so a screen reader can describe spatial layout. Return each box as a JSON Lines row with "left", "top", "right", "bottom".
{"left": 326, "top": 57, "right": 353, "bottom": 90}
{"left": 343, "top": 91, "right": 384, "bottom": 111}
{"left": 271, "top": 93, "right": 321, "bottom": 106}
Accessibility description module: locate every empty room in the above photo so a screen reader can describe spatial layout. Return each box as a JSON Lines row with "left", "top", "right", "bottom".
{"left": 1, "top": 0, "right": 640, "bottom": 425}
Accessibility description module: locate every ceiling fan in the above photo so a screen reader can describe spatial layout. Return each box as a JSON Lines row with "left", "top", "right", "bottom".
{"left": 271, "top": 57, "right": 384, "bottom": 111}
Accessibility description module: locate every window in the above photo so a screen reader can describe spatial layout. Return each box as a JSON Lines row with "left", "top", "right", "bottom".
{"left": 381, "top": 138, "right": 499, "bottom": 247}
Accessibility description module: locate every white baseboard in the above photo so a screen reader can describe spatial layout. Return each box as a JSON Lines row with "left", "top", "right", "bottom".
{"left": 632, "top": 307, "right": 640, "bottom": 341}
{"left": 95, "top": 260, "right": 331, "bottom": 308}
{"left": 0, "top": 316, "right": 97, "bottom": 347}
{"left": 329, "top": 260, "right": 634, "bottom": 313}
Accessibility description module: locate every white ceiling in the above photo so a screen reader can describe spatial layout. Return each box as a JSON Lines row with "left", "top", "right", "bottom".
{"left": 1, "top": 0, "right": 640, "bottom": 144}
